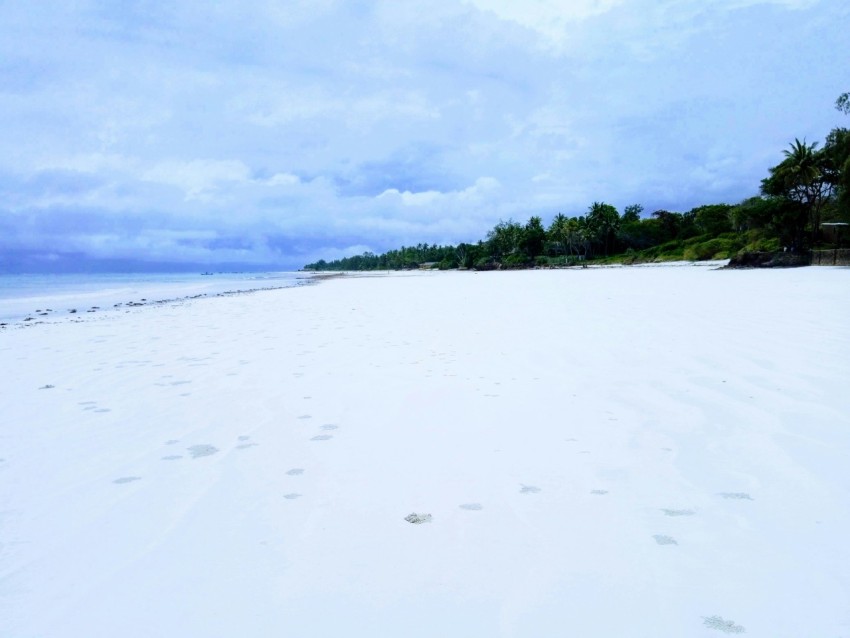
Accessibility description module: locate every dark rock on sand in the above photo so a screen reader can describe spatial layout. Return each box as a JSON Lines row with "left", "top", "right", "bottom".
{"left": 725, "top": 250, "right": 810, "bottom": 268}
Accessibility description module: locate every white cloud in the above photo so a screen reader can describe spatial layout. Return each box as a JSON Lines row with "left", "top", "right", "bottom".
{"left": 465, "top": 0, "right": 824, "bottom": 56}
{"left": 234, "top": 86, "right": 439, "bottom": 131}
{"left": 378, "top": 188, "right": 442, "bottom": 206}
{"left": 463, "top": 0, "right": 624, "bottom": 47}
{"left": 373, "top": 176, "right": 501, "bottom": 212}
{"left": 36, "top": 153, "right": 140, "bottom": 175}
{"left": 266, "top": 173, "right": 300, "bottom": 187}
{"left": 142, "top": 159, "right": 252, "bottom": 200}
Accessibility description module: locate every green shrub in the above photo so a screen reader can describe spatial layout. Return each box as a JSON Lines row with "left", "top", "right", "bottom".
{"left": 742, "top": 235, "right": 781, "bottom": 253}
{"left": 682, "top": 236, "right": 744, "bottom": 261}
{"left": 473, "top": 257, "right": 498, "bottom": 271}
{"left": 636, "top": 239, "right": 686, "bottom": 261}
{"left": 502, "top": 253, "right": 532, "bottom": 268}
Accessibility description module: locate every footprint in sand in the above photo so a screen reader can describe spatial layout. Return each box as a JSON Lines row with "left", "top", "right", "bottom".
{"left": 405, "top": 513, "right": 432, "bottom": 524}
{"left": 235, "top": 435, "right": 258, "bottom": 449}
{"left": 662, "top": 508, "right": 695, "bottom": 516}
{"left": 187, "top": 444, "right": 219, "bottom": 459}
{"left": 702, "top": 615, "right": 745, "bottom": 634}
{"left": 283, "top": 493, "right": 302, "bottom": 500}
{"left": 520, "top": 485, "right": 541, "bottom": 494}
{"left": 718, "top": 492, "right": 753, "bottom": 500}
{"left": 113, "top": 476, "right": 141, "bottom": 484}
{"left": 459, "top": 503, "right": 483, "bottom": 511}
{"left": 653, "top": 534, "right": 678, "bottom": 546}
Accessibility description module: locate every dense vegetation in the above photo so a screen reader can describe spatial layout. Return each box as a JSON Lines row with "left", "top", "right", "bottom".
{"left": 305, "top": 95, "right": 850, "bottom": 271}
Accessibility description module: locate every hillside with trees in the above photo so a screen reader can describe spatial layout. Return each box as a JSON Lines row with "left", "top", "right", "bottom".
{"left": 305, "top": 95, "right": 850, "bottom": 271}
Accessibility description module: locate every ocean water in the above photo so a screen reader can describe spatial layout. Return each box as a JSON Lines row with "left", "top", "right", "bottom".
{"left": 0, "top": 272, "right": 309, "bottom": 323}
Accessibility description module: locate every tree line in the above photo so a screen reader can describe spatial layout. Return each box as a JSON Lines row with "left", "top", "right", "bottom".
{"left": 305, "top": 95, "right": 850, "bottom": 271}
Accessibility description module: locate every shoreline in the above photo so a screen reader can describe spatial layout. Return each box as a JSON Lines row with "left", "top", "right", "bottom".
{"left": 0, "top": 272, "right": 315, "bottom": 330}
{"left": 7, "top": 257, "right": 845, "bottom": 332}
{"left": 1, "top": 262, "right": 726, "bottom": 331}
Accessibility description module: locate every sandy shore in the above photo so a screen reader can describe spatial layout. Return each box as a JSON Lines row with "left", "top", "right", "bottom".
{"left": 1, "top": 267, "right": 849, "bottom": 637}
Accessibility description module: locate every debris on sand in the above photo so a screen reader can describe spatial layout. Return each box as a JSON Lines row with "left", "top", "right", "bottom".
{"left": 703, "top": 615, "right": 745, "bottom": 633}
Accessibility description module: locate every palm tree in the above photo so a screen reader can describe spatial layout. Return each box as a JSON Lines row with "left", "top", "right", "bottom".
{"left": 836, "top": 92, "right": 850, "bottom": 115}
{"left": 567, "top": 217, "right": 589, "bottom": 259}
{"left": 586, "top": 201, "right": 621, "bottom": 256}
{"left": 547, "top": 213, "right": 569, "bottom": 260}
{"left": 762, "top": 138, "right": 833, "bottom": 246}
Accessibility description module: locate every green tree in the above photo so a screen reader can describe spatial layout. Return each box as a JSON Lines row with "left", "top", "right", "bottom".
{"left": 521, "top": 216, "right": 546, "bottom": 257}
{"left": 586, "top": 202, "right": 620, "bottom": 256}
{"left": 823, "top": 127, "right": 850, "bottom": 218}
{"left": 692, "top": 204, "right": 733, "bottom": 236}
{"left": 547, "top": 213, "right": 569, "bottom": 257}
{"left": 650, "top": 210, "right": 683, "bottom": 243}
{"left": 486, "top": 220, "right": 524, "bottom": 258}
{"left": 730, "top": 196, "right": 776, "bottom": 232}
{"left": 836, "top": 92, "right": 850, "bottom": 116}
{"left": 761, "top": 138, "right": 834, "bottom": 246}
{"left": 567, "top": 217, "right": 590, "bottom": 258}
{"left": 455, "top": 243, "right": 472, "bottom": 268}
{"left": 622, "top": 204, "right": 643, "bottom": 223}
{"left": 618, "top": 205, "right": 657, "bottom": 250}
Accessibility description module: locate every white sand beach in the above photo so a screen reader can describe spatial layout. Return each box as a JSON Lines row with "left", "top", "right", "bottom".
{"left": 1, "top": 266, "right": 849, "bottom": 637}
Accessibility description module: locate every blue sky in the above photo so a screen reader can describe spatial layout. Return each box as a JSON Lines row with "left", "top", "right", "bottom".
{"left": 1, "top": 0, "right": 847, "bottom": 271}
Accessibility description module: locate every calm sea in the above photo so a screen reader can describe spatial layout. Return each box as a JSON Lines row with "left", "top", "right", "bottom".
{"left": 0, "top": 272, "right": 309, "bottom": 323}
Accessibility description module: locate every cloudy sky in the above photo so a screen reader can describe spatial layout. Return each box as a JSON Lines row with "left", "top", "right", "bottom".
{"left": 1, "top": 0, "right": 847, "bottom": 271}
